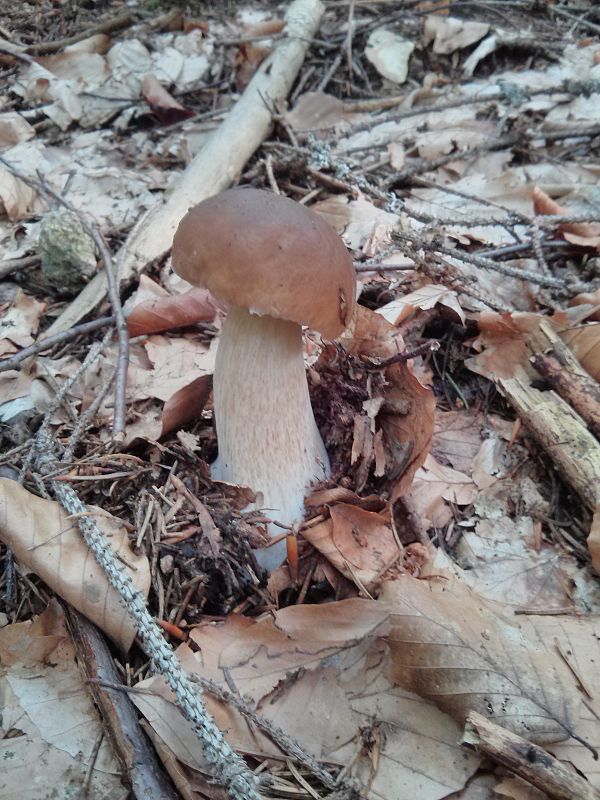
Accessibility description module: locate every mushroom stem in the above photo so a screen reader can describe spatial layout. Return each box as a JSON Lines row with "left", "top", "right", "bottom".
{"left": 212, "top": 306, "right": 330, "bottom": 570}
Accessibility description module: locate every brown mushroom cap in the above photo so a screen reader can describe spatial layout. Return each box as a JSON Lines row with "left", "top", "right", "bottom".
{"left": 171, "top": 188, "right": 356, "bottom": 339}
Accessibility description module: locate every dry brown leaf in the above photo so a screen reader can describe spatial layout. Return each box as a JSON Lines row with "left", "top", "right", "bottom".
{"left": 532, "top": 185, "right": 600, "bottom": 248}
{"left": 406, "top": 453, "right": 477, "bottom": 528}
{"left": 382, "top": 577, "right": 581, "bottom": 743}
{"left": 312, "top": 194, "right": 399, "bottom": 252}
{"left": 286, "top": 91, "right": 350, "bottom": 133}
{"left": 345, "top": 306, "right": 436, "bottom": 501}
{"left": 306, "top": 485, "right": 386, "bottom": 511}
{"left": 446, "top": 516, "right": 581, "bottom": 610}
{"left": 424, "top": 15, "right": 490, "bottom": 54}
{"left": 431, "top": 410, "right": 512, "bottom": 476}
{"left": 0, "top": 112, "right": 36, "bottom": 147}
{"left": 0, "top": 290, "right": 46, "bottom": 357}
{"left": 494, "top": 775, "right": 548, "bottom": 799}
{"left": 141, "top": 74, "right": 196, "bottom": 126}
{"left": 365, "top": 28, "right": 415, "bottom": 84}
{"left": 0, "top": 479, "right": 150, "bottom": 650}
{"left": 524, "top": 614, "right": 600, "bottom": 787}
{"left": 0, "top": 601, "right": 123, "bottom": 799}
{"left": 126, "top": 334, "right": 216, "bottom": 402}
{"left": 161, "top": 374, "right": 212, "bottom": 436}
{"left": 127, "top": 287, "right": 217, "bottom": 337}
{"left": 561, "top": 321, "right": 600, "bottom": 382}
{"left": 377, "top": 283, "right": 466, "bottom": 326}
{"left": 234, "top": 43, "right": 270, "bottom": 91}
{"left": 131, "top": 602, "right": 480, "bottom": 798}
{"left": 302, "top": 503, "right": 401, "bottom": 591}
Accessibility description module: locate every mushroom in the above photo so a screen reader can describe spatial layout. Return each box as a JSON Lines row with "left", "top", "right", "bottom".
{"left": 172, "top": 188, "right": 356, "bottom": 570}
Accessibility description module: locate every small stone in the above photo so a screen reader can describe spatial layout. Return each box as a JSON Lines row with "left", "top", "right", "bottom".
{"left": 39, "top": 208, "right": 97, "bottom": 294}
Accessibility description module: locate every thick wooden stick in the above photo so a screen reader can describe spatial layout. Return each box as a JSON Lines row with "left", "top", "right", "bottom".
{"left": 530, "top": 320, "right": 600, "bottom": 439}
{"left": 64, "top": 607, "right": 178, "bottom": 800}
{"left": 498, "top": 375, "right": 600, "bottom": 510}
{"left": 463, "top": 712, "right": 600, "bottom": 800}
{"left": 46, "top": 0, "right": 325, "bottom": 336}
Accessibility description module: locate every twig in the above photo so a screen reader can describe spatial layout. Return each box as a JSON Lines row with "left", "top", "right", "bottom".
{"left": 0, "top": 157, "right": 128, "bottom": 439}
{"left": 0, "top": 316, "right": 114, "bottom": 373}
{"left": 78, "top": 731, "right": 104, "bottom": 800}
{"left": 552, "top": 6, "right": 600, "bottom": 36}
{"left": 463, "top": 711, "right": 600, "bottom": 800}
{"left": 384, "top": 125, "right": 600, "bottom": 186}
{"left": 25, "top": 9, "right": 133, "bottom": 54}
{"left": 392, "top": 230, "right": 574, "bottom": 291}
{"left": 62, "top": 367, "right": 117, "bottom": 463}
{"left": 345, "top": 80, "right": 600, "bottom": 137}
{"left": 0, "top": 254, "right": 41, "bottom": 280}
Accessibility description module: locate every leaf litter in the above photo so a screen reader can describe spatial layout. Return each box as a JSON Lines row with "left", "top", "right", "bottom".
{"left": 2, "top": 1, "right": 600, "bottom": 798}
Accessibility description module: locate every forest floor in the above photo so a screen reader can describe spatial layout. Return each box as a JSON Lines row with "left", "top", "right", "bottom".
{"left": 1, "top": 1, "right": 600, "bottom": 799}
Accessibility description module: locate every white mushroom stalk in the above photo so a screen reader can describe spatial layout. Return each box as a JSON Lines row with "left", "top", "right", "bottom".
{"left": 212, "top": 307, "right": 329, "bottom": 571}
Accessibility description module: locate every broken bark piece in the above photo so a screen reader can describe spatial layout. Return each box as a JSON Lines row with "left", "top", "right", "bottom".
{"left": 498, "top": 376, "right": 600, "bottom": 510}
{"left": 463, "top": 711, "right": 600, "bottom": 800}
{"left": 64, "top": 608, "right": 178, "bottom": 800}
{"left": 530, "top": 320, "right": 600, "bottom": 439}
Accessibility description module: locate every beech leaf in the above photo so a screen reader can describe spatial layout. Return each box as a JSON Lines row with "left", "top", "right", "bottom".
{"left": 127, "top": 287, "right": 217, "bottom": 337}
{"left": 382, "top": 577, "right": 581, "bottom": 744}
{"left": 0, "top": 479, "right": 150, "bottom": 650}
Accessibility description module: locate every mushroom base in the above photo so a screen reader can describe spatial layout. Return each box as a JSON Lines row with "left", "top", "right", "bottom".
{"left": 212, "top": 306, "right": 330, "bottom": 571}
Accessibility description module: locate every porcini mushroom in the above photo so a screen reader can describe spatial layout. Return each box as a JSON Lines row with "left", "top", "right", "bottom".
{"left": 172, "top": 188, "right": 356, "bottom": 570}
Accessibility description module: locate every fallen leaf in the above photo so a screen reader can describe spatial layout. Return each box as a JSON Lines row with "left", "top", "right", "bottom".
{"left": 234, "top": 43, "right": 270, "bottom": 91}
{"left": 141, "top": 73, "right": 196, "bottom": 126}
{"left": 131, "top": 602, "right": 480, "bottom": 798}
{"left": 348, "top": 307, "right": 436, "bottom": 501}
{"left": 0, "top": 160, "right": 36, "bottom": 220}
{"left": 526, "top": 613, "right": 600, "bottom": 787}
{"left": 161, "top": 375, "right": 212, "bottom": 435}
{"left": 0, "top": 601, "right": 123, "bottom": 800}
{"left": 302, "top": 503, "right": 401, "bottom": 591}
{"left": 407, "top": 453, "right": 477, "bottom": 528}
{"left": 0, "top": 111, "right": 36, "bottom": 147}
{"left": 0, "top": 290, "right": 46, "bottom": 357}
{"left": 377, "top": 283, "right": 466, "bottom": 326}
{"left": 365, "top": 28, "right": 415, "bottom": 84}
{"left": 424, "top": 16, "right": 490, "bottom": 54}
{"left": 306, "top": 485, "right": 386, "bottom": 511}
{"left": 532, "top": 185, "right": 600, "bottom": 250}
{"left": 127, "top": 286, "right": 217, "bottom": 337}
{"left": 126, "top": 334, "right": 217, "bottom": 402}
{"left": 0, "top": 479, "right": 150, "bottom": 650}
{"left": 313, "top": 194, "right": 399, "bottom": 252}
{"left": 451, "top": 516, "right": 581, "bottom": 610}
{"left": 286, "top": 91, "right": 351, "bottom": 133}
{"left": 382, "top": 576, "right": 581, "bottom": 743}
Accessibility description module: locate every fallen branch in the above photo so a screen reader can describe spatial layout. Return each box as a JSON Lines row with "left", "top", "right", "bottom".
{"left": 0, "top": 316, "right": 114, "bottom": 373}
{"left": 463, "top": 711, "right": 600, "bottom": 800}
{"left": 531, "top": 320, "right": 600, "bottom": 439}
{"left": 25, "top": 8, "right": 133, "bottom": 54}
{"left": 0, "top": 253, "right": 40, "bottom": 280}
{"left": 498, "top": 375, "right": 600, "bottom": 511}
{"left": 64, "top": 608, "right": 178, "bottom": 800}
{"left": 46, "top": 0, "right": 326, "bottom": 336}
